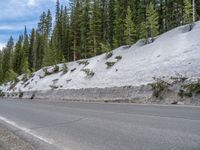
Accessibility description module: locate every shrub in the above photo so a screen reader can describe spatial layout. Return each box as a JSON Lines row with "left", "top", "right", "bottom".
{"left": 62, "top": 64, "right": 68, "bottom": 74}
{"left": 81, "top": 69, "right": 95, "bottom": 77}
{"left": 178, "top": 89, "right": 192, "bottom": 98}
{"left": 71, "top": 68, "right": 76, "bottom": 72}
{"left": 105, "top": 61, "right": 116, "bottom": 69}
{"left": 9, "top": 79, "right": 19, "bottom": 91}
{"left": 170, "top": 74, "right": 188, "bottom": 83}
{"left": 183, "top": 81, "right": 200, "bottom": 94}
{"left": 149, "top": 78, "right": 170, "bottom": 98}
{"left": 21, "top": 74, "right": 30, "bottom": 84}
{"left": 100, "top": 42, "right": 111, "bottom": 53}
{"left": 43, "top": 68, "right": 52, "bottom": 76}
{"left": 77, "top": 60, "right": 89, "bottom": 66}
{"left": 5, "top": 69, "right": 18, "bottom": 82}
{"left": 105, "top": 52, "right": 113, "bottom": 59}
{"left": 30, "top": 93, "right": 35, "bottom": 100}
{"left": 115, "top": 56, "right": 122, "bottom": 61}
{"left": 0, "top": 91, "right": 5, "bottom": 97}
{"left": 49, "top": 85, "right": 59, "bottom": 89}
{"left": 24, "top": 82, "right": 30, "bottom": 88}
{"left": 53, "top": 65, "right": 60, "bottom": 73}
{"left": 43, "top": 65, "right": 60, "bottom": 76}
{"left": 19, "top": 92, "right": 23, "bottom": 98}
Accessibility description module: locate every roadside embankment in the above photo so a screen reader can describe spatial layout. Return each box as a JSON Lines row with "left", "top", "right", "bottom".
{"left": 2, "top": 83, "right": 200, "bottom": 105}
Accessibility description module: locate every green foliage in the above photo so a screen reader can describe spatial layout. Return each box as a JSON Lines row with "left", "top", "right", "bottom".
{"left": 21, "top": 74, "right": 30, "bottom": 83}
{"left": 0, "top": 91, "right": 5, "bottom": 97}
{"left": 43, "top": 68, "right": 51, "bottom": 76}
{"left": 0, "top": 0, "right": 196, "bottom": 84}
{"left": 183, "top": 81, "right": 200, "bottom": 94}
{"left": 19, "top": 92, "right": 23, "bottom": 98}
{"left": 100, "top": 42, "right": 111, "bottom": 54}
{"left": 43, "top": 65, "right": 59, "bottom": 76}
{"left": 53, "top": 65, "right": 60, "bottom": 73}
{"left": 105, "top": 52, "right": 113, "bottom": 59}
{"left": 5, "top": 69, "right": 18, "bottom": 82}
{"left": 77, "top": 60, "right": 89, "bottom": 66}
{"left": 105, "top": 61, "right": 116, "bottom": 69}
{"left": 170, "top": 75, "right": 188, "bottom": 84}
{"left": 81, "top": 69, "right": 95, "bottom": 77}
{"left": 146, "top": 2, "right": 159, "bottom": 40}
{"left": 62, "top": 64, "right": 68, "bottom": 74}
{"left": 21, "top": 57, "right": 31, "bottom": 75}
{"left": 49, "top": 85, "right": 59, "bottom": 89}
{"left": 115, "top": 56, "right": 122, "bottom": 61}
{"left": 149, "top": 78, "right": 170, "bottom": 98}
{"left": 125, "top": 6, "right": 136, "bottom": 45}
{"left": 71, "top": 68, "right": 76, "bottom": 72}
{"left": 9, "top": 79, "right": 19, "bottom": 91}
{"left": 183, "top": 0, "right": 193, "bottom": 24}
{"left": 178, "top": 89, "right": 193, "bottom": 98}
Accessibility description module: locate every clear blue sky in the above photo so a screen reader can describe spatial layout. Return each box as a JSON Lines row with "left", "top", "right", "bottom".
{"left": 0, "top": 0, "right": 67, "bottom": 50}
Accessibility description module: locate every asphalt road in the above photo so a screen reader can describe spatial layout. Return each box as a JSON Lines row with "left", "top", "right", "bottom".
{"left": 0, "top": 99, "right": 200, "bottom": 150}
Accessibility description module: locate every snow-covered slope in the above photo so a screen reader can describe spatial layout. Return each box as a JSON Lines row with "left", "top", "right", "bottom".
{"left": 1, "top": 22, "right": 200, "bottom": 93}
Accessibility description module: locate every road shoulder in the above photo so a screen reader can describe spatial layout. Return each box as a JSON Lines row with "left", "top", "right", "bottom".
{"left": 0, "top": 123, "right": 36, "bottom": 150}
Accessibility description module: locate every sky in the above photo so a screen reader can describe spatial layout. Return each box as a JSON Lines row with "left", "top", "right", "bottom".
{"left": 0, "top": 0, "right": 66, "bottom": 50}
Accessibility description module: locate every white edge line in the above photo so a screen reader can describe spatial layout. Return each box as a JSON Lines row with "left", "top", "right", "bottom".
{"left": 0, "top": 116, "right": 55, "bottom": 145}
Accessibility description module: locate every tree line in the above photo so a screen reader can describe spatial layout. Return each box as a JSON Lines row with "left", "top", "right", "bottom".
{"left": 0, "top": 0, "right": 199, "bottom": 84}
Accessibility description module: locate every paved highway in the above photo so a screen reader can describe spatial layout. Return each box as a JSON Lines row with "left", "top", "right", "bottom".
{"left": 0, "top": 99, "right": 200, "bottom": 150}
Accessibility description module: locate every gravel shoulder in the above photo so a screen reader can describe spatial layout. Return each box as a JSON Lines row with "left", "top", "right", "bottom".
{"left": 0, "top": 123, "right": 35, "bottom": 150}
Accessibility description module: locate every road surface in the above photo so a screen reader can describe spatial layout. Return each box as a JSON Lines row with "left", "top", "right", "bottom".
{"left": 0, "top": 99, "right": 200, "bottom": 150}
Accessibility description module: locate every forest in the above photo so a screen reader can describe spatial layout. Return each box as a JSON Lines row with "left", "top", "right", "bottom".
{"left": 0, "top": 0, "right": 199, "bottom": 84}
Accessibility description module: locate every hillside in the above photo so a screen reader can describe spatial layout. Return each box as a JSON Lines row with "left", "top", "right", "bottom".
{"left": 1, "top": 21, "right": 200, "bottom": 94}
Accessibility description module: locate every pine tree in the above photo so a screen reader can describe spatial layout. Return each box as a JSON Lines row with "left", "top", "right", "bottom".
{"left": 35, "top": 32, "right": 44, "bottom": 70}
{"left": 58, "top": 6, "right": 71, "bottom": 60}
{"left": 38, "top": 12, "right": 47, "bottom": 35}
{"left": 2, "top": 36, "right": 16, "bottom": 81}
{"left": 54, "top": 0, "right": 64, "bottom": 61}
{"left": 80, "top": 0, "right": 90, "bottom": 59}
{"left": 14, "top": 35, "right": 23, "bottom": 74}
{"left": 113, "top": 0, "right": 127, "bottom": 47}
{"left": 89, "top": 0, "right": 102, "bottom": 56}
{"left": 183, "top": 0, "right": 193, "bottom": 24}
{"left": 29, "top": 29, "right": 36, "bottom": 71}
{"left": 108, "top": 0, "right": 115, "bottom": 49}
{"left": 125, "top": 6, "right": 136, "bottom": 45}
{"left": 71, "top": 0, "right": 82, "bottom": 61}
{"left": 0, "top": 51, "right": 3, "bottom": 83}
{"left": 22, "top": 26, "right": 30, "bottom": 74}
{"left": 146, "top": 2, "right": 159, "bottom": 41}
{"left": 46, "top": 9, "right": 52, "bottom": 37}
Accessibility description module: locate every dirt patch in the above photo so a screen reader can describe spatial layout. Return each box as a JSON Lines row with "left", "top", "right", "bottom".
{"left": 0, "top": 124, "right": 36, "bottom": 150}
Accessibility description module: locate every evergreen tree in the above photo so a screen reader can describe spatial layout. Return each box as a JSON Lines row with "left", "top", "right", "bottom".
{"left": 14, "top": 36, "right": 23, "bottom": 74}
{"left": 29, "top": 28, "right": 37, "bottom": 71}
{"left": 89, "top": 0, "right": 102, "bottom": 56}
{"left": 71, "top": 0, "right": 82, "bottom": 61}
{"left": 0, "top": 0, "right": 197, "bottom": 84}
{"left": 2, "top": 36, "right": 16, "bottom": 81}
{"left": 46, "top": 9, "right": 53, "bottom": 37}
{"left": 125, "top": 6, "right": 136, "bottom": 45}
{"left": 22, "top": 26, "right": 30, "bottom": 74}
{"left": 108, "top": 0, "right": 115, "bottom": 49}
{"left": 80, "top": 0, "right": 90, "bottom": 59}
{"left": 183, "top": 0, "right": 193, "bottom": 24}
{"left": 113, "top": 0, "right": 127, "bottom": 47}
{"left": 0, "top": 51, "right": 3, "bottom": 83}
{"left": 146, "top": 2, "right": 159, "bottom": 41}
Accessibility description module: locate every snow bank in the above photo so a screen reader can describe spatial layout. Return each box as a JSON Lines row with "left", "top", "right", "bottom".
{"left": 1, "top": 22, "right": 200, "bottom": 93}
